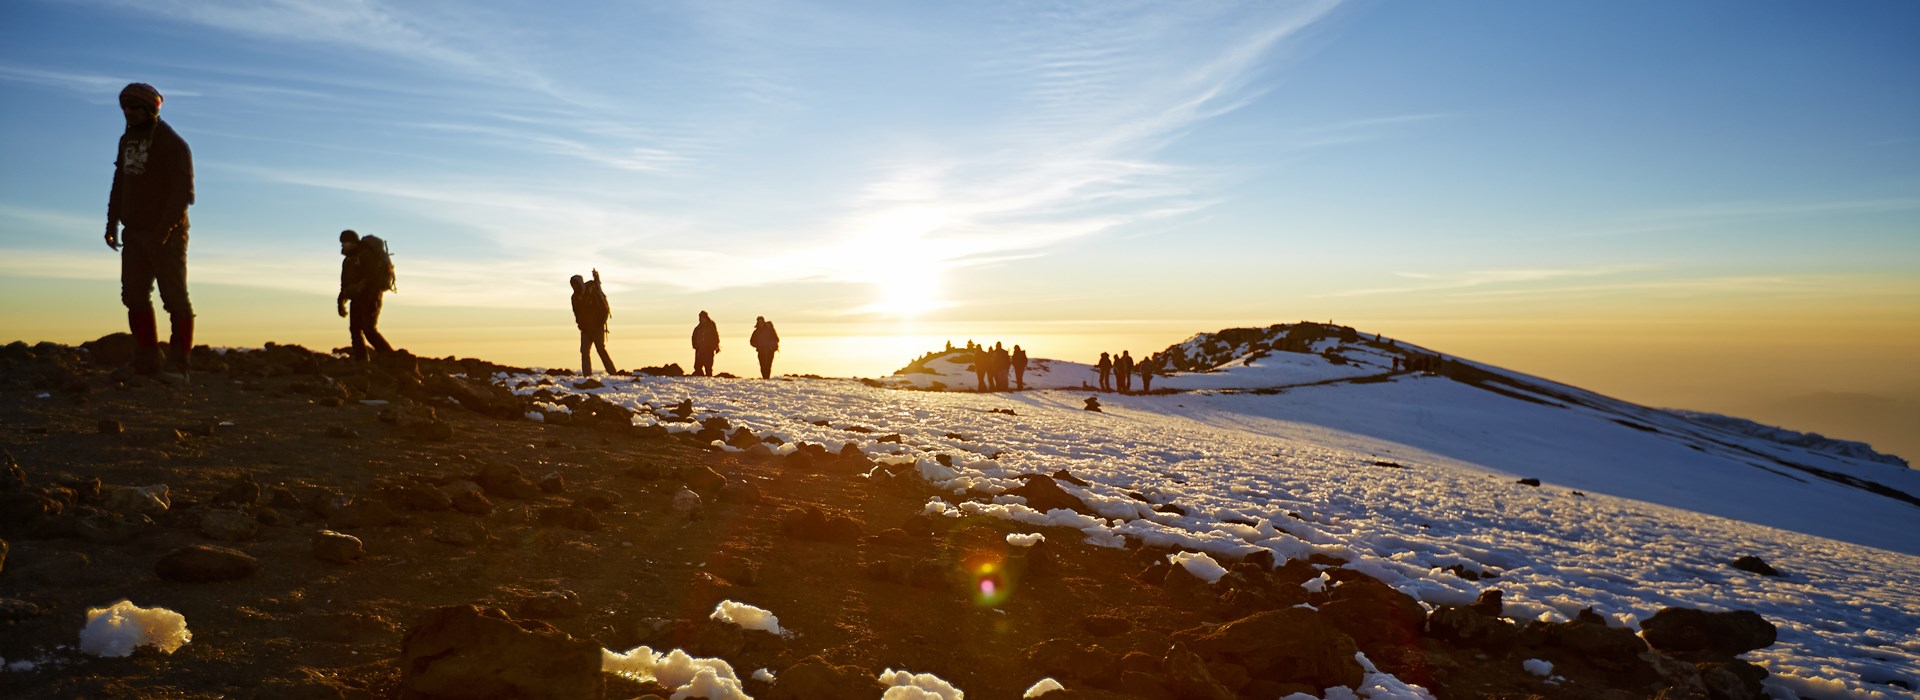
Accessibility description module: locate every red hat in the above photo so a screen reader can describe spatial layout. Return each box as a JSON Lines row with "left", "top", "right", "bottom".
{"left": 119, "top": 83, "right": 163, "bottom": 110}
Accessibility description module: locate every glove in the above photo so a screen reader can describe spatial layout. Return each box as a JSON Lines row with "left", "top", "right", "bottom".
{"left": 104, "top": 223, "right": 120, "bottom": 251}
{"left": 337, "top": 300, "right": 348, "bottom": 318}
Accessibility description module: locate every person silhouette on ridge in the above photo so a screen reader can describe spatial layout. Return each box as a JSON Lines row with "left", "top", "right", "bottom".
{"left": 336, "top": 230, "right": 395, "bottom": 362}
{"left": 974, "top": 345, "right": 991, "bottom": 392}
{"left": 570, "top": 269, "right": 616, "bottom": 375}
{"left": 105, "top": 82, "right": 195, "bottom": 378}
{"left": 1012, "top": 345, "right": 1028, "bottom": 391}
{"left": 750, "top": 316, "right": 780, "bottom": 379}
{"left": 1096, "top": 352, "right": 1112, "bottom": 391}
{"left": 1115, "top": 350, "right": 1134, "bottom": 393}
{"left": 691, "top": 311, "right": 721, "bottom": 376}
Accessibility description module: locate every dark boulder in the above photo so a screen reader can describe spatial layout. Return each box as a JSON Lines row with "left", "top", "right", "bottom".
{"left": 1003, "top": 474, "right": 1094, "bottom": 516}
{"left": 155, "top": 544, "right": 259, "bottom": 582}
{"left": 398, "top": 605, "right": 601, "bottom": 700}
{"left": 1641, "top": 607, "right": 1778, "bottom": 660}
{"left": 1173, "top": 608, "right": 1364, "bottom": 689}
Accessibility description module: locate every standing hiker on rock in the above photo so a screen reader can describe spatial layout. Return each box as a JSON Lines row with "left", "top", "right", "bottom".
{"left": 336, "top": 230, "right": 395, "bottom": 362}
{"left": 1012, "top": 345, "right": 1028, "bottom": 391}
{"left": 1115, "top": 350, "right": 1134, "bottom": 393}
{"left": 1096, "top": 352, "right": 1112, "bottom": 391}
{"left": 691, "top": 311, "right": 720, "bottom": 377}
{"left": 973, "top": 345, "right": 991, "bottom": 392}
{"left": 105, "top": 82, "right": 195, "bottom": 378}
{"left": 571, "top": 269, "right": 616, "bottom": 375}
{"left": 750, "top": 316, "right": 779, "bottom": 379}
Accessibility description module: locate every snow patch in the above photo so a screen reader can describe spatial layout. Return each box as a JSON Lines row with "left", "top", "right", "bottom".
{"left": 1167, "top": 551, "right": 1227, "bottom": 584}
{"left": 710, "top": 600, "right": 786, "bottom": 636}
{"left": 601, "top": 646, "right": 748, "bottom": 700}
{"left": 1522, "top": 658, "right": 1553, "bottom": 677}
{"left": 1006, "top": 533, "right": 1046, "bottom": 547}
{"left": 78, "top": 600, "right": 190, "bottom": 657}
{"left": 879, "top": 668, "right": 964, "bottom": 699}
{"left": 1024, "top": 677, "right": 1066, "bottom": 697}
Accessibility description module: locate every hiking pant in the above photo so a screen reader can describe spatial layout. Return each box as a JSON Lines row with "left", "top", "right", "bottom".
{"left": 757, "top": 350, "right": 775, "bottom": 379}
{"left": 1098, "top": 369, "right": 1110, "bottom": 391}
{"left": 1015, "top": 368, "right": 1025, "bottom": 390}
{"left": 349, "top": 291, "right": 392, "bottom": 360}
{"left": 581, "top": 328, "right": 615, "bottom": 375}
{"left": 693, "top": 349, "right": 715, "bottom": 377}
{"left": 121, "top": 228, "right": 194, "bottom": 365}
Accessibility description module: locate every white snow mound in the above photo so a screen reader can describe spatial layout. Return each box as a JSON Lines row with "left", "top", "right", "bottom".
{"left": 879, "top": 668, "right": 964, "bottom": 699}
{"left": 710, "top": 600, "right": 785, "bottom": 636}
{"left": 602, "top": 646, "right": 748, "bottom": 700}
{"left": 79, "top": 599, "right": 190, "bottom": 657}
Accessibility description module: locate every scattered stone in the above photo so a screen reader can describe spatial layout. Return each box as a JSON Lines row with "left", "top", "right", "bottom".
{"left": 199, "top": 509, "right": 260, "bottom": 542}
{"left": 255, "top": 506, "right": 297, "bottom": 527}
{"left": 1022, "top": 638, "right": 1119, "bottom": 682}
{"left": 0, "top": 597, "right": 42, "bottom": 621}
{"left": 517, "top": 590, "right": 583, "bottom": 619}
{"left": 442, "top": 480, "right": 495, "bottom": 516}
{"left": 432, "top": 521, "right": 490, "bottom": 548}
{"left": 1003, "top": 474, "right": 1094, "bottom": 516}
{"left": 1729, "top": 555, "right": 1782, "bottom": 577}
{"left": 1173, "top": 608, "right": 1364, "bottom": 690}
{"left": 671, "top": 487, "right": 704, "bottom": 521}
{"left": 1470, "top": 588, "right": 1504, "bottom": 616}
{"left": 311, "top": 530, "right": 365, "bottom": 564}
{"left": 719, "top": 480, "right": 762, "bottom": 504}
{"left": 1640, "top": 607, "right": 1778, "bottom": 660}
{"left": 476, "top": 463, "right": 540, "bottom": 500}
{"left": 781, "top": 505, "right": 860, "bottom": 542}
{"left": 394, "top": 482, "right": 455, "bottom": 512}
{"left": 1515, "top": 477, "right": 1541, "bottom": 487}
{"left": 98, "top": 419, "right": 124, "bottom": 434}
{"left": 1319, "top": 575, "right": 1428, "bottom": 656}
{"left": 325, "top": 426, "right": 359, "bottom": 439}
{"left": 155, "top": 544, "right": 260, "bottom": 582}
{"left": 1083, "top": 397, "right": 1102, "bottom": 412}
{"left": 679, "top": 465, "right": 727, "bottom": 494}
{"left": 764, "top": 655, "right": 875, "bottom": 700}
{"left": 1161, "top": 642, "right": 1236, "bottom": 700}
{"left": 329, "top": 498, "right": 402, "bottom": 529}
{"left": 207, "top": 476, "right": 259, "bottom": 509}
{"left": 537, "top": 472, "right": 566, "bottom": 494}
{"left": 398, "top": 605, "right": 601, "bottom": 700}
{"left": 536, "top": 505, "right": 601, "bottom": 531}
{"left": 102, "top": 483, "right": 170, "bottom": 516}
{"left": 574, "top": 488, "right": 621, "bottom": 511}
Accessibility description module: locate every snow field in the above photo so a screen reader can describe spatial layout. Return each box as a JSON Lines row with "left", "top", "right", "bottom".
{"left": 510, "top": 372, "right": 1920, "bottom": 698}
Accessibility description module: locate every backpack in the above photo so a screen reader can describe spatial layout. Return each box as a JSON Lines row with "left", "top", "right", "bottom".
{"left": 585, "top": 280, "right": 611, "bottom": 321}
{"left": 360, "top": 235, "right": 396, "bottom": 293}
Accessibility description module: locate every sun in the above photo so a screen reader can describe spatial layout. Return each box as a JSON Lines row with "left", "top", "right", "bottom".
{"left": 868, "top": 272, "right": 943, "bottom": 318}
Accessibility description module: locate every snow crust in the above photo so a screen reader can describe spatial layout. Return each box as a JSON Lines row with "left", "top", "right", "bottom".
{"left": 78, "top": 600, "right": 190, "bottom": 658}
{"left": 1523, "top": 658, "right": 1553, "bottom": 677}
{"left": 879, "top": 667, "right": 964, "bottom": 699}
{"left": 710, "top": 600, "right": 785, "bottom": 636}
{"left": 1006, "top": 532, "right": 1046, "bottom": 547}
{"left": 1023, "top": 677, "right": 1066, "bottom": 696}
{"left": 602, "top": 646, "right": 748, "bottom": 700}
{"left": 1167, "top": 551, "right": 1228, "bottom": 584}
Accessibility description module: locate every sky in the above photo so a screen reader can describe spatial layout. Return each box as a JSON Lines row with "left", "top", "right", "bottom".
{"left": 2, "top": 1, "right": 1917, "bottom": 457}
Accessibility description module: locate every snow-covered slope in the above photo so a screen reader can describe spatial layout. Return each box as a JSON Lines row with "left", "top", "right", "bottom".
{"left": 497, "top": 326, "right": 1920, "bottom": 698}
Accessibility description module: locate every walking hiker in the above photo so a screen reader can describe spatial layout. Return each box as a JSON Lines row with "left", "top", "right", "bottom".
{"left": 750, "top": 316, "right": 780, "bottom": 379}
{"left": 1096, "top": 352, "right": 1112, "bottom": 391}
{"left": 336, "top": 230, "right": 395, "bottom": 362}
{"left": 1115, "top": 350, "right": 1134, "bottom": 393}
{"left": 1012, "top": 345, "right": 1028, "bottom": 390}
{"left": 998, "top": 343, "right": 1013, "bottom": 393}
{"left": 974, "top": 345, "right": 991, "bottom": 392}
{"left": 105, "top": 82, "right": 195, "bottom": 378}
{"left": 691, "top": 311, "right": 720, "bottom": 377}
{"left": 570, "top": 269, "right": 616, "bottom": 375}
{"left": 1138, "top": 355, "right": 1157, "bottom": 393}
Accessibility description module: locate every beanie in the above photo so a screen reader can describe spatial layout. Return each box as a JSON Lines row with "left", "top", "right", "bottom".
{"left": 119, "top": 83, "right": 163, "bottom": 110}
{"left": 339, "top": 229, "right": 360, "bottom": 243}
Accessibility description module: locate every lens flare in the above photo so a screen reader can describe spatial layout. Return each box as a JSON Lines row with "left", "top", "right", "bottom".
{"left": 969, "top": 556, "right": 1012, "bottom": 607}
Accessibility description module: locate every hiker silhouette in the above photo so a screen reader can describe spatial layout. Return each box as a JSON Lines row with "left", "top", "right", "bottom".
{"left": 691, "top": 311, "right": 720, "bottom": 377}
{"left": 1012, "top": 345, "right": 1028, "bottom": 390}
{"left": 106, "top": 82, "right": 195, "bottom": 377}
{"left": 750, "top": 316, "right": 780, "bottom": 379}
{"left": 571, "top": 269, "right": 616, "bottom": 375}
{"left": 1096, "top": 352, "right": 1112, "bottom": 391}
{"left": 337, "top": 229, "right": 395, "bottom": 362}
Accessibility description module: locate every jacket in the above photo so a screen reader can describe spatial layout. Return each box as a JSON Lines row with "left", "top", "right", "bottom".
{"left": 107, "top": 118, "right": 194, "bottom": 237}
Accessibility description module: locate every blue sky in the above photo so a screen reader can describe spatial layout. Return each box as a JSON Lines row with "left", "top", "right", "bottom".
{"left": 2, "top": 1, "right": 1917, "bottom": 428}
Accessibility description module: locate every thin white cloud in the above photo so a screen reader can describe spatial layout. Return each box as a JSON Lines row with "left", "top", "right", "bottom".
{"left": 1538, "top": 197, "right": 1920, "bottom": 241}
{"left": 1320, "top": 265, "right": 1655, "bottom": 298}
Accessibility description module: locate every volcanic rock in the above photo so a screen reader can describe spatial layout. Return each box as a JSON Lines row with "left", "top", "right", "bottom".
{"left": 397, "top": 605, "right": 601, "bottom": 700}
{"left": 156, "top": 544, "right": 260, "bottom": 582}
{"left": 199, "top": 509, "right": 260, "bottom": 542}
{"left": 1173, "top": 608, "right": 1364, "bottom": 689}
{"left": 312, "top": 530, "right": 365, "bottom": 564}
{"left": 1640, "top": 607, "right": 1778, "bottom": 660}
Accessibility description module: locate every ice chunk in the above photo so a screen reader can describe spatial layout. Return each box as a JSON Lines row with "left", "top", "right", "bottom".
{"left": 79, "top": 600, "right": 190, "bottom": 657}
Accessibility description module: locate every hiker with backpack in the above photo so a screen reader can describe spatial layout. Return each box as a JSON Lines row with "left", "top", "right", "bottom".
{"left": 336, "top": 229, "right": 395, "bottom": 362}
{"left": 571, "top": 269, "right": 617, "bottom": 375}
{"left": 691, "top": 311, "right": 720, "bottom": 377}
{"left": 749, "top": 316, "right": 779, "bottom": 379}
{"left": 105, "top": 82, "right": 195, "bottom": 378}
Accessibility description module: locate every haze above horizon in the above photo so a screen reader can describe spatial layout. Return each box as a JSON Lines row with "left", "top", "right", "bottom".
{"left": 2, "top": 1, "right": 1916, "bottom": 459}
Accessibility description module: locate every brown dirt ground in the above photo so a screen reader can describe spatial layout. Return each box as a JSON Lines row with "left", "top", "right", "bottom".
{"left": 0, "top": 347, "right": 1648, "bottom": 699}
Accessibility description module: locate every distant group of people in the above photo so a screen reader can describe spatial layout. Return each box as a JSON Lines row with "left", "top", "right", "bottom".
{"left": 1095, "top": 350, "right": 1161, "bottom": 393}
{"left": 964, "top": 340, "right": 1027, "bottom": 392}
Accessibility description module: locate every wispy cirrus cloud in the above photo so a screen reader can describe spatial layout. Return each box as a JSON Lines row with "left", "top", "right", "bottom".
{"left": 1320, "top": 265, "right": 1656, "bottom": 298}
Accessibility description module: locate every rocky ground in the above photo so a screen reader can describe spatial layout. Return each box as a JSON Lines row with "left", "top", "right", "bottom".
{"left": 0, "top": 338, "right": 1782, "bottom": 699}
